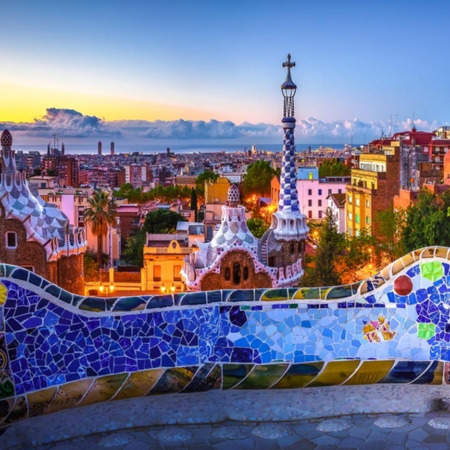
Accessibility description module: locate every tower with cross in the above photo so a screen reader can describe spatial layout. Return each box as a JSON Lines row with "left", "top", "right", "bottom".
{"left": 255, "top": 55, "right": 308, "bottom": 286}
{"left": 270, "top": 54, "right": 308, "bottom": 241}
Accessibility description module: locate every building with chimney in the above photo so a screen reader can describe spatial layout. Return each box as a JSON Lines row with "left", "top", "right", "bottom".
{"left": 181, "top": 55, "right": 308, "bottom": 291}
{"left": 0, "top": 130, "right": 87, "bottom": 294}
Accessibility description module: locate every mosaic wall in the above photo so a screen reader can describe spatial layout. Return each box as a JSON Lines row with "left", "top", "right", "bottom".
{"left": 0, "top": 246, "right": 450, "bottom": 428}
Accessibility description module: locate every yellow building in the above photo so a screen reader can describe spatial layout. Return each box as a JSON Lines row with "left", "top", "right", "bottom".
{"left": 143, "top": 234, "right": 198, "bottom": 293}
{"left": 346, "top": 149, "right": 399, "bottom": 237}
{"left": 205, "top": 176, "right": 230, "bottom": 203}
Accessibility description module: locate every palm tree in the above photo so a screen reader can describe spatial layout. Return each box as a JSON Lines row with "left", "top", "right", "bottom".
{"left": 84, "top": 190, "right": 117, "bottom": 267}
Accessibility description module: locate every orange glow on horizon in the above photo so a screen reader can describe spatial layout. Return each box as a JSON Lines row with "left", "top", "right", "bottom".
{"left": 0, "top": 82, "right": 222, "bottom": 123}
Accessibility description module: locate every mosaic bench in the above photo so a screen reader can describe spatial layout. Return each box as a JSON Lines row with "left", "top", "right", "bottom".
{"left": 0, "top": 246, "right": 449, "bottom": 429}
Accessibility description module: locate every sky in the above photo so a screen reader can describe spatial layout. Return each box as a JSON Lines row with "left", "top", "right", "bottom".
{"left": 1, "top": 0, "right": 450, "bottom": 148}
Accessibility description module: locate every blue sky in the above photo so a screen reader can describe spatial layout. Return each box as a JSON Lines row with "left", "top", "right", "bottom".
{"left": 1, "top": 0, "right": 449, "bottom": 145}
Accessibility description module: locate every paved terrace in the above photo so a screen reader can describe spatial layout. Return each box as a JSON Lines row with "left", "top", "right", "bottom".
{"left": 3, "top": 386, "right": 450, "bottom": 449}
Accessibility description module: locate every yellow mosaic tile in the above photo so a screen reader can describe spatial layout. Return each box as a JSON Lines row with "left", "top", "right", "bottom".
{"left": 44, "top": 379, "right": 94, "bottom": 414}
{"left": 27, "top": 387, "right": 57, "bottom": 417}
{"left": 307, "top": 360, "right": 360, "bottom": 387}
{"left": 344, "top": 360, "right": 395, "bottom": 385}
{"left": 114, "top": 369, "right": 165, "bottom": 400}
{"left": 235, "top": 364, "right": 289, "bottom": 389}
{"left": 78, "top": 373, "right": 128, "bottom": 407}
{"left": 272, "top": 362, "right": 324, "bottom": 389}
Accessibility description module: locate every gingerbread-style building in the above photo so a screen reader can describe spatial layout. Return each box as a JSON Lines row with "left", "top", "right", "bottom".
{"left": 0, "top": 129, "right": 86, "bottom": 294}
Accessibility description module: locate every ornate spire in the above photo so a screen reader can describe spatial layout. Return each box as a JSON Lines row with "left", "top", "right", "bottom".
{"left": 281, "top": 54, "right": 297, "bottom": 119}
{"left": 271, "top": 55, "right": 308, "bottom": 240}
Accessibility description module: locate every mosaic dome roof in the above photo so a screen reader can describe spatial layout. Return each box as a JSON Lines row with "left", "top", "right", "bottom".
{"left": 1, "top": 129, "right": 12, "bottom": 147}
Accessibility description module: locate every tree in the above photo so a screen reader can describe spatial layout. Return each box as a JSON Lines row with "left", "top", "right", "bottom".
{"left": 84, "top": 251, "right": 100, "bottom": 282}
{"left": 402, "top": 190, "right": 450, "bottom": 252}
{"left": 341, "top": 229, "right": 375, "bottom": 283}
{"left": 373, "top": 207, "right": 406, "bottom": 264}
{"left": 242, "top": 161, "right": 275, "bottom": 198}
{"left": 84, "top": 190, "right": 117, "bottom": 267}
{"left": 121, "top": 232, "right": 146, "bottom": 267}
{"left": 122, "top": 209, "right": 188, "bottom": 267}
{"left": 195, "top": 171, "right": 219, "bottom": 198}
{"left": 318, "top": 159, "right": 351, "bottom": 178}
{"left": 190, "top": 188, "right": 197, "bottom": 221}
{"left": 301, "top": 208, "right": 345, "bottom": 287}
{"left": 143, "top": 209, "right": 187, "bottom": 234}
{"left": 247, "top": 217, "right": 269, "bottom": 238}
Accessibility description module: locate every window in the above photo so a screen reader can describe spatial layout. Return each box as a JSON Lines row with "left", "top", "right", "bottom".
{"left": 318, "top": 200, "right": 322, "bottom": 207}
{"left": 225, "top": 267, "right": 231, "bottom": 281}
{"left": 366, "top": 216, "right": 370, "bottom": 225}
{"left": 328, "top": 189, "right": 332, "bottom": 195}
{"left": 318, "top": 189, "right": 322, "bottom": 196}
{"left": 319, "top": 210, "right": 323, "bottom": 219}
{"left": 355, "top": 229, "right": 360, "bottom": 237}
{"left": 355, "top": 214, "right": 360, "bottom": 224}
{"left": 308, "top": 211, "right": 312, "bottom": 219}
{"left": 290, "top": 243, "right": 295, "bottom": 255}
{"left": 173, "top": 265, "right": 181, "bottom": 281}
{"left": 355, "top": 198, "right": 360, "bottom": 207}
{"left": 308, "top": 189, "right": 312, "bottom": 195}
{"left": 338, "top": 189, "right": 342, "bottom": 194}
{"left": 366, "top": 199, "right": 370, "bottom": 207}
{"left": 308, "top": 172, "right": 313, "bottom": 180}
{"left": 308, "top": 200, "right": 312, "bottom": 207}
{"left": 233, "top": 263, "right": 241, "bottom": 285}
{"left": 153, "top": 265, "right": 161, "bottom": 282}
{"left": 348, "top": 195, "right": 352, "bottom": 204}
{"left": 348, "top": 212, "right": 353, "bottom": 220}
{"left": 243, "top": 266, "right": 249, "bottom": 280}
{"left": 348, "top": 228, "right": 352, "bottom": 236}
{"left": 6, "top": 232, "right": 17, "bottom": 249}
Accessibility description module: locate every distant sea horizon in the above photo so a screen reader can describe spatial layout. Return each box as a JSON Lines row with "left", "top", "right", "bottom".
{"left": 11, "top": 141, "right": 356, "bottom": 155}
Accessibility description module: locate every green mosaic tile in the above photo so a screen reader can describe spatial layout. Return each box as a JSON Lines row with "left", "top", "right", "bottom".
{"left": 420, "top": 261, "right": 444, "bottom": 282}
{"left": 417, "top": 322, "right": 436, "bottom": 339}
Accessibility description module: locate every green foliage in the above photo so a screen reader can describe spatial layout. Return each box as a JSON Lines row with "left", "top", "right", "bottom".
{"left": 242, "top": 160, "right": 275, "bottom": 197}
{"left": 373, "top": 207, "right": 406, "bottom": 263}
{"left": 143, "top": 209, "right": 187, "bottom": 234}
{"left": 84, "top": 251, "right": 100, "bottom": 282}
{"left": 247, "top": 217, "right": 269, "bottom": 238}
{"left": 121, "top": 232, "right": 146, "bottom": 267}
{"left": 318, "top": 159, "right": 350, "bottom": 178}
{"left": 341, "top": 229, "right": 375, "bottom": 282}
{"left": 301, "top": 208, "right": 345, "bottom": 287}
{"left": 195, "top": 171, "right": 219, "bottom": 197}
{"left": 114, "top": 183, "right": 191, "bottom": 204}
{"left": 84, "top": 191, "right": 117, "bottom": 266}
{"left": 402, "top": 190, "right": 450, "bottom": 251}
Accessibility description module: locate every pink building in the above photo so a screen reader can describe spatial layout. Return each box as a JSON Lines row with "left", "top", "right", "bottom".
{"left": 296, "top": 167, "right": 349, "bottom": 220}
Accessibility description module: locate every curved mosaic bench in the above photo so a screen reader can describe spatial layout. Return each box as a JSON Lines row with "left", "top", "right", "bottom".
{"left": 0, "top": 246, "right": 449, "bottom": 429}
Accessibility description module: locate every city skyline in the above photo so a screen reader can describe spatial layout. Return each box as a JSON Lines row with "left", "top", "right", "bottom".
{"left": 2, "top": 0, "right": 449, "bottom": 146}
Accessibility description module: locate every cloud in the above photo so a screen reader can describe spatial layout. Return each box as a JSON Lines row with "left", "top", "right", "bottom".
{"left": 1, "top": 109, "right": 447, "bottom": 142}
{"left": 1, "top": 108, "right": 121, "bottom": 138}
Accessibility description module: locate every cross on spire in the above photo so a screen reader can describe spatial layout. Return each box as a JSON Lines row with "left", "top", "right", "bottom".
{"left": 282, "top": 53, "right": 296, "bottom": 70}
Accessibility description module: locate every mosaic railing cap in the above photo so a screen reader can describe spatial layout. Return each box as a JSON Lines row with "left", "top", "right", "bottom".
{"left": 0, "top": 246, "right": 449, "bottom": 429}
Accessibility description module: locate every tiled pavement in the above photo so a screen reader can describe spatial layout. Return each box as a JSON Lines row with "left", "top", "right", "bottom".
{"left": 8, "top": 412, "right": 450, "bottom": 450}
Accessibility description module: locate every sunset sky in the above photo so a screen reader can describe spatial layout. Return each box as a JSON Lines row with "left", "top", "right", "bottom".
{"left": 1, "top": 0, "right": 449, "bottom": 145}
